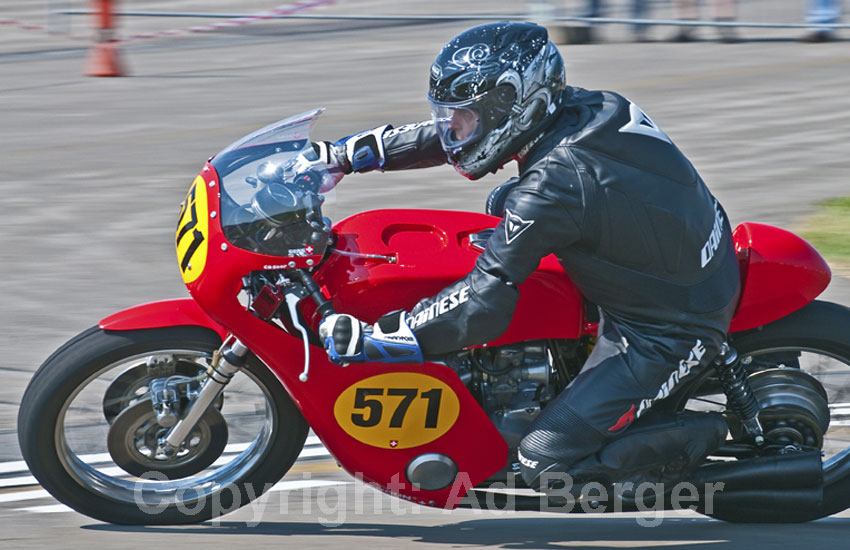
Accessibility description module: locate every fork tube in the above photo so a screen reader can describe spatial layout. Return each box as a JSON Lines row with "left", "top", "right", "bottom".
{"left": 162, "top": 340, "right": 248, "bottom": 451}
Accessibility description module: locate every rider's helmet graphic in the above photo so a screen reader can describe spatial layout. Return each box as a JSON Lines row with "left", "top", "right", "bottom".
{"left": 428, "top": 22, "right": 567, "bottom": 179}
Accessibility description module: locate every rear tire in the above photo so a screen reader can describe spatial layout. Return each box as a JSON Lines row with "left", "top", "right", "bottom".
{"left": 18, "top": 326, "right": 309, "bottom": 524}
{"left": 697, "top": 301, "right": 850, "bottom": 522}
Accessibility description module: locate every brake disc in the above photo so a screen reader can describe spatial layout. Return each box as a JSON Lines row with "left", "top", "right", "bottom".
{"left": 107, "top": 399, "right": 228, "bottom": 479}
{"left": 102, "top": 360, "right": 206, "bottom": 424}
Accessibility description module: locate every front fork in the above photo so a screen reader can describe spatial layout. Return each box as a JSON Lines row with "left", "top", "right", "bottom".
{"left": 715, "top": 342, "right": 765, "bottom": 446}
{"left": 159, "top": 268, "right": 334, "bottom": 454}
{"left": 159, "top": 339, "right": 248, "bottom": 455}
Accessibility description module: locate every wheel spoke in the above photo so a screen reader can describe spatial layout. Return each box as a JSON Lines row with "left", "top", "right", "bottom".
{"left": 686, "top": 346, "right": 850, "bottom": 466}
{"left": 59, "top": 348, "right": 278, "bottom": 504}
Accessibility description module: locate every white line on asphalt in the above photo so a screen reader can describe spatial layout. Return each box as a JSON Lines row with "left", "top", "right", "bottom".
{"left": 0, "top": 474, "right": 37, "bottom": 488}
{"left": 297, "top": 446, "right": 332, "bottom": 459}
{"left": 268, "top": 479, "right": 349, "bottom": 492}
{"left": 0, "top": 436, "right": 325, "bottom": 477}
{"left": 0, "top": 453, "right": 116, "bottom": 476}
{"left": 205, "top": 444, "right": 331, "bottom": 470}
{"left": 10, "top": 479, "right": 349, "bottom": 514}
{"left": 0, "top": 438, "right": 331, "bottom": 489}
{"left": 15, "top": 504, "right": 72, "bottom": 514}
{"left": 0, "top": 489, "right": 52, "bottom": 504}
{"left": 0, "top": 460, "right": 35, "bottom": 475}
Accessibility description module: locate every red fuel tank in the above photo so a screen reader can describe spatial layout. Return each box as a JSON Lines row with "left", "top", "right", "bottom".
{"left": 313, "top": 209, "right": 586, "bottom": 344}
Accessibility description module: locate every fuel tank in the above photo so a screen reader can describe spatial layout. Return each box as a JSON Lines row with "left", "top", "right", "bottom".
{"left": 313, "top": 209, "right": 586, "bottom": 344}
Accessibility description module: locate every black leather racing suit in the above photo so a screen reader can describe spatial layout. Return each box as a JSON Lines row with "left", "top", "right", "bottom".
{"left": 362, "top": 86, "right": 741, "bottom": 488}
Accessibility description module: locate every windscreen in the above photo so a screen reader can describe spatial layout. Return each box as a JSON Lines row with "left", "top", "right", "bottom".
{"left": 210, "top": 109, "right": 336, "bottom": 257}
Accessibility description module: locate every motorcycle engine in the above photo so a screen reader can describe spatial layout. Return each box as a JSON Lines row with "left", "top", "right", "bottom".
{"left": 446, "top": 341, "right": 568, "bottom": 448}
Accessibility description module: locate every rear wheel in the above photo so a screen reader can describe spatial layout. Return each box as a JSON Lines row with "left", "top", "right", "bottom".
{"left": 682, "top": 301, "right": 850, "bottom": 522}
{"left": 17, "top": 326, "right": 309, "bottom": 525}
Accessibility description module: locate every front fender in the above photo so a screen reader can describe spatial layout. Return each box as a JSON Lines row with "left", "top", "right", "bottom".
{"left": 99, "top": 298, "right": 228, "bottom": 340}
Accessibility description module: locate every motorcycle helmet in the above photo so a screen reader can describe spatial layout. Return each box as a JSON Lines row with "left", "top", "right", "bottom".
{"left": 428, "top": 22, "right": 567, "bottom": 180}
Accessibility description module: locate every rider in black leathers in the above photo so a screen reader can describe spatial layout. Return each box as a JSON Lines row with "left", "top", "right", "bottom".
{"left": 315, "top": 22, "right": 738, "bottom": 493}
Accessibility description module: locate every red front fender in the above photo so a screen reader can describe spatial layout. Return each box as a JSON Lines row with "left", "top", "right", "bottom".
{"left": 99, "top": 298, "right": 228, "bottom": 340}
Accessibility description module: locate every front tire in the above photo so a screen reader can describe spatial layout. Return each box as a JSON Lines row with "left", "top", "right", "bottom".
{"left": 17, "top": 326, "right": 309, "bottom": 524}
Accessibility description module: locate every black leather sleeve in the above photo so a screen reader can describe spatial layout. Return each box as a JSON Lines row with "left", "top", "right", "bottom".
{"left": 408, "top": 267, "right": 519, "bottom": 356}
{"left": 381, "top": 120, "right": 447, "bottom": 171}
{"left": 478, "top": 169, "right": 583, "bottom": 286}
{"left": 408, "top": 163, "right": 583, "bottom": 356}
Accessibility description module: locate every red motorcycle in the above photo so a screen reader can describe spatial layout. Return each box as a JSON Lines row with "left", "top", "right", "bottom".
{"left": 18, "top": 109, "right": 850, "bottom": 524}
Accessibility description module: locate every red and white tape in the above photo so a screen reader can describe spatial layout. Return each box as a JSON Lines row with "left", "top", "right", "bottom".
{"left": 0, "top": 1, "right": 336, "bottom": 43}
{"left": 118, "top": 0, "right": 338, "bottom": 42}
{"left": 0, "top": 18, "right": 46, "bottom": 33}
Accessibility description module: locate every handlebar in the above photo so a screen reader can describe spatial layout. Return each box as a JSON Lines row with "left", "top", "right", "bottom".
{"left": 292, "top": 269, "right": 336, "bottom": 319}
{"left": 283, "top": 269, "right": 335, "bottom": 383}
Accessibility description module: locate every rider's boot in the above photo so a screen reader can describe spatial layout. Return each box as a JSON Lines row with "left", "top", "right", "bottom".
{"left": 522, "top": 411, "right": 728, "bottom": 506}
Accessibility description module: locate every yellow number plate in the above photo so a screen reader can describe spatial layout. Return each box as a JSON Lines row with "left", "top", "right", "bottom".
{"left": 175, "top": 176, "right": 209, "bottom": 284}
{"left": 334, "top": 372, "right": 460, "bottom": 449}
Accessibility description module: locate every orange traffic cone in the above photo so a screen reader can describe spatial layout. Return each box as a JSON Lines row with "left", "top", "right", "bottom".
{"left": 85, "top": 0, "right": 125, "bottom": 77}
{"left": 85, "top": 40, "right": 124, "bottom": 77}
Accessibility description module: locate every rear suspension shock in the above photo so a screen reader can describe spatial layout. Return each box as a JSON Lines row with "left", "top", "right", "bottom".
{"left": 715, "top": 343, "right": 765, "bottom": 446}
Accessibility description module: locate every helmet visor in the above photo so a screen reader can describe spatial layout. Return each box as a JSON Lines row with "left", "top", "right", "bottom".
{"left": 429, "top": 84, "right": 517, "bottom": 153}
{"left": 430, "top": 103, "right": 483, "bottom": 151}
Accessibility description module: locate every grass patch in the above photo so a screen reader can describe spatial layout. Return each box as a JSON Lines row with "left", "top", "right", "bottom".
{"left": 799, "top": 197, "right": 850, "bottom": 267}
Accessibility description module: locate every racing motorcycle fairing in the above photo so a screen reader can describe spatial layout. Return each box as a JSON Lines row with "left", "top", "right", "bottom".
{"left": 729, "top": 222, "right": 831, "bottom": 332}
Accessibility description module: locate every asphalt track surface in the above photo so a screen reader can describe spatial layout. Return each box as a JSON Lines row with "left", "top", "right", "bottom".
{"left": 1, "top": 2, "right": 850, "bottom": 548}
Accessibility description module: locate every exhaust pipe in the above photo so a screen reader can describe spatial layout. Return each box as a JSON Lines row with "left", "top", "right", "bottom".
{"left": 459, "top": 451, "right": 825, "bottom": 520}
{"left": 692, "top": 451, "right": 825, "bottom": 522}
{"left": 692, "top": 450, "right": 823, "bottom": 491}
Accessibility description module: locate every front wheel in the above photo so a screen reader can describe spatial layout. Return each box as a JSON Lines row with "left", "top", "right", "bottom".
{"left": 683, "top": 300, "right": 850, "bottom": 522}
{"left": 17, "top": 326, "right": 309, "bottom": 524}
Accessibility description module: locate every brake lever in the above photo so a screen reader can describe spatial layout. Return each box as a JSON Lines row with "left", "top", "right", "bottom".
{"left": 283, "top": 291, "right": 312, "bottom": 382}
{"left": 279, "top": 269, "right": 336, "bottom": 383}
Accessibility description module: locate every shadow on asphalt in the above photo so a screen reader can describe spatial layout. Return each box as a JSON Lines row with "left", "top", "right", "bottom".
{"left": 84, "top": 516, "right": 850, "bottom": 548}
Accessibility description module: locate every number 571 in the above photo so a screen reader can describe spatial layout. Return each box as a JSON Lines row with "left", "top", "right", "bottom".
{"left": 351, "top": 388, "right": 443, "bottom": 429}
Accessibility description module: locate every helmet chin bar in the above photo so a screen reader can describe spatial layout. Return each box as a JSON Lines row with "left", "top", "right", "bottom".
{"left": 449, "top": 122, "right": 511, "bottom": 180}
{"left": 449, "top": 94, "right": 552, "bottom": 180}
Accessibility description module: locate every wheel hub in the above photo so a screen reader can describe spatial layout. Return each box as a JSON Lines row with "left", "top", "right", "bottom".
{"left": 102, "top": 359, "right": 205, "bottom": 424}
{"left": 107, "top": 399, "right": 228, "bottom": 479}
{"left": 748, "top": 367, "right": 830, "bottom": 449}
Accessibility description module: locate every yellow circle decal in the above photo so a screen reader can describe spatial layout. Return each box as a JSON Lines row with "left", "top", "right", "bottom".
{"left": 334, "top": 372, "right": 460, "bottom": 449}
{"left": 175, "top": 176, "right": 209, "bottom": 284}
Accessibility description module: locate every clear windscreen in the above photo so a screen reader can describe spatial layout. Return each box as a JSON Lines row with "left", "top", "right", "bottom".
{"left": 210, "top": 109, "right": 336, "bottom": 257}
